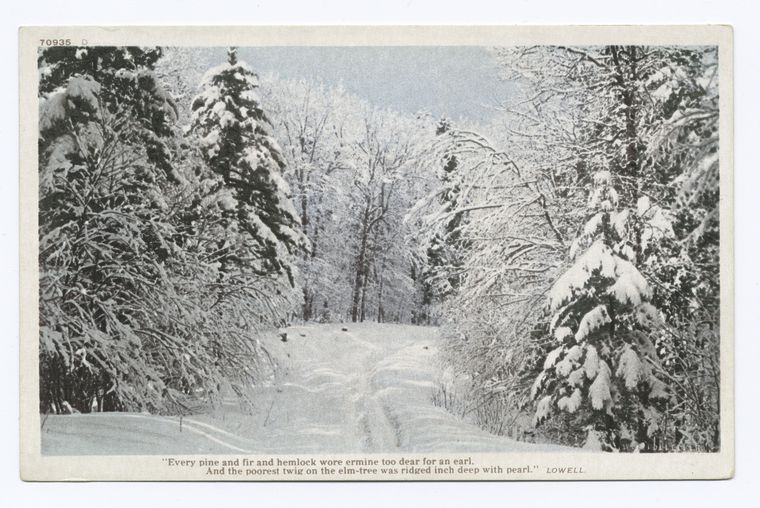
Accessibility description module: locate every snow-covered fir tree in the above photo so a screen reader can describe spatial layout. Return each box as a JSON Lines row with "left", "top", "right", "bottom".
{"left": 531, "top": 163, "right": 672, "bottom": 451}
{"left": 190, "top": 48, "right": 308, "bottom": 285}
{"left": 421, "top": 119, "right": 468, "bottom": 304}
{"left": 425, "top": 44, "right": 722, "bottom": 451}
{"left": 38, "top": 46, "right": 183, "bottom": 412}
{"left": 37, "top": 46, "right": 304, "bottom": 415}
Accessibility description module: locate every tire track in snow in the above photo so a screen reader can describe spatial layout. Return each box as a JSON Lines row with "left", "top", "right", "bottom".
{"left": 351, "top": 333, "right": 416, "bottom": 452}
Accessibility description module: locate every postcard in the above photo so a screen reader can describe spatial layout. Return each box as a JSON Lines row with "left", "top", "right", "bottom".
{"left": 19, "top": 25, "right": 733, "bottom": 480}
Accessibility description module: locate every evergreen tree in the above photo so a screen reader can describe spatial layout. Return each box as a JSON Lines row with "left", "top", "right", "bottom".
{"left": 38, "top": 46, "right": 292, "bottom": 415}
{"left": 38, "top": 46, "right": 182, "bottom": 412}
{"left": 189, "top": 48, "right": 308, "bottom": 285}
{"left": 484, "top": 45, "right": 721, "bottom": 450}
{"left": 531, "top": 164, "right": 671, "bottom": 451}
{"left": 422, "top": 119, "right": 467, "bottom": 301}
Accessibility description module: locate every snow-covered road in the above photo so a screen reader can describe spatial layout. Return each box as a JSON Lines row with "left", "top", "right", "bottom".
{"left": 42, "top": 323, "right": 561, "bottom": 455}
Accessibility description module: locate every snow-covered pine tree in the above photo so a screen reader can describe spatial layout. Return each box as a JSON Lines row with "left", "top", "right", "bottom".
{"left": 190, "top": 48, "right": 308, "bottom": 285}
{"left": 38, "top": 46, "right": 183, "bottom": 412}
{"left": 486, "top": 45, "right": 721, "bottom": 451}
{"left": 422, "top": 118, "right": 468, "bottom": 303}
{"left": 531, "top": 163, "right": 671, "bottom": 451}
{"left": 38, "top": 46, "right": 286, "bottom": 416}
{"left": 641, "top": 47, "right": 721, "bottom": 450}
{"left": 39, "top": 46, "right": 179, "bottom": 181}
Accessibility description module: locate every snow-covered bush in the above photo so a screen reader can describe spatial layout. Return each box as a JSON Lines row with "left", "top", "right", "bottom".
{"left": 408, "top": 120, "right": 570, "bottom": 436}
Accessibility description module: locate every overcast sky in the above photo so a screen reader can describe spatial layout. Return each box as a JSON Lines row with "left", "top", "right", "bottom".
{"left": 222, "top": 46, "right": 513, "bottom": 123}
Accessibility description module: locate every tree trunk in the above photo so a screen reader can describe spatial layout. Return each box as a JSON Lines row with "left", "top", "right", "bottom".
{"left": 302, "top": 285, "right": 313, "bottom": 321}
{"left": 376, "top": 273, "right": 385, "bottom": 323}
{"left": 350, "top": 222, "right": 369, "bottom": 322}
{"left": 360, "top": 265, "right": 370, "bottom": 322}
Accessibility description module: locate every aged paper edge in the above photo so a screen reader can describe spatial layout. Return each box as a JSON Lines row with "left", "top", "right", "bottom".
{"left": 19, "top": 25, "right": 734, "bottom": 482}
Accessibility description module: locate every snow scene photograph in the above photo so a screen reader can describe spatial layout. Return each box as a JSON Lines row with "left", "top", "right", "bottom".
{"left": 36, "top": 43, "right": 721, "bottom": 456}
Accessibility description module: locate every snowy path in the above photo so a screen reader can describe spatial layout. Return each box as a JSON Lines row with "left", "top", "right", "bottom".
{"left": 42, "top": 323, "right": 561, "bottom": 455}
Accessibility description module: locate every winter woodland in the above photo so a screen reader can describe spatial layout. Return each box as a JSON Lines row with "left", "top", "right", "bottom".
{"left": 37, "top": 45, "right": 721, "bottom": 453}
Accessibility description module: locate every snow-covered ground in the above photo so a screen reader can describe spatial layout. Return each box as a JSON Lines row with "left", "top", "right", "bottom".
{"left": 42, "top": 323, "right": 563, "bottom": 455}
